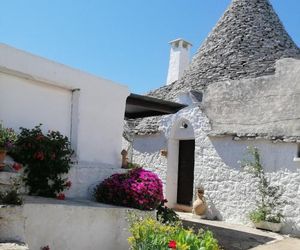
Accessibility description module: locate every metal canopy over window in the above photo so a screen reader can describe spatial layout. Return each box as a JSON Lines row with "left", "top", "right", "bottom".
{"left": 125, "top": 93, "right": 186, "bottom": 119}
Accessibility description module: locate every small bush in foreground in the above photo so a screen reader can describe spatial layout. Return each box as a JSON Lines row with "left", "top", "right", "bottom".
{"left": 128, "top": 214, "right": 219, "bottom": 250}
{"left": 94, "top": 168, "right": 164, "bottom": 210}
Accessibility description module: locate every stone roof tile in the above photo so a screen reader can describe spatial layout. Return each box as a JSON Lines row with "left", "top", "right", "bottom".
{"left": 134, "top": 0, "right": 300, "bottom": 135}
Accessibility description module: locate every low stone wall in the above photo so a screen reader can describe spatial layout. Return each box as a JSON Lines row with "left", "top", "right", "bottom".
{"left": 0, "top": 196, "right": 153, "bottom": 250}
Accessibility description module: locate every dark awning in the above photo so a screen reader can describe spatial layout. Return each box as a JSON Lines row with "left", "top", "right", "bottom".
{"left": 125, "top": 93, "right": 186, "bottom": 119}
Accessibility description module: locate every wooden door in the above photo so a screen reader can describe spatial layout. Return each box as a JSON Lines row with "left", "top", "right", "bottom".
{"left": 177, "top": 140, "right": 195, "bottom": 205}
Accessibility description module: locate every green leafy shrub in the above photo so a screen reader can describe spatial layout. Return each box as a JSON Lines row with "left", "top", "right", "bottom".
{"left": 156, "top": 200, "right": 179, "bottom": 224}
{"left": 12, "top": 125, "right": 73, "bottom": 198}
{"left": 242, "top": 147, "right": 285, "bottom": 223}
{"left": 128, "top": 213, "right": 219, "bottom": 250}
{"left": 0, "top": 190, "right": 23, "bottom": 205}
{"left": 0, "top": 177, "right": 23, "bottom": 205}
{"left": 0, "top": 122, "right": 17, "bottom": 151}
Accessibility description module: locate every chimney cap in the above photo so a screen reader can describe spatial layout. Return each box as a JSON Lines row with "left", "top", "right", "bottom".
{"left": 168, "top": 38, "right": 192, "bottom": 47}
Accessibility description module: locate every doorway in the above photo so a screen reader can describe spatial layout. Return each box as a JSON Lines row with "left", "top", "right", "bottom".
{"left": 176, "top": 140, "right": 195, "bottom": 205}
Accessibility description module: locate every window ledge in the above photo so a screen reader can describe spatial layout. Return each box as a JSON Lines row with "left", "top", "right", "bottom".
{"left": 293, "top": 157, "right": 300, "bottom": 162}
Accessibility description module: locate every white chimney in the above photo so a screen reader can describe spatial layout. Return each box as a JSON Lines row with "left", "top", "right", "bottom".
{"left": 166, "top": 38, "right": 192, "bottom": 85}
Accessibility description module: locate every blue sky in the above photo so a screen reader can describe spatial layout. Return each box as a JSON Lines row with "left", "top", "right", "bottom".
{"left": 1, "top": 0, "right": 299, "bottom": 94}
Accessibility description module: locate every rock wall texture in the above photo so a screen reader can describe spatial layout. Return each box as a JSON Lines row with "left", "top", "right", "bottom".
{"left": 131, "top": 105, "right": 300, "bottom": 236}
{"left": 204, "top": 58, "right": 300, "bottom": 137}
{"left": 148, "top": 0, "right": 300, "bottom": 102}
{"left": 134, "top": 0, "right": 300, "bottom": 135}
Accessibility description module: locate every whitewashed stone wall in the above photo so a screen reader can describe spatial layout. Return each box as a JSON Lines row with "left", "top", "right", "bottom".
{"left": 0, "top": 197, "right": 155, "bottom": 250}
{"left": 122, "top": 134, "right": 168, "bottom": 192}
{"left": 66, "top": 162, "right": 127, "bottom": 198}
{"left": 130, "top": 105, "right": 300, "bottom": 236}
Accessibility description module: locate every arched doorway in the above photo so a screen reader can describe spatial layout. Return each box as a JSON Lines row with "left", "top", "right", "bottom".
{"left": 166, "top": 118, "right": 195, "bottom": 208}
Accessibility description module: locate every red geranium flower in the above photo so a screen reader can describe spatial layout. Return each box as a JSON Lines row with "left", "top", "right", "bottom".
{"left": 36, "top": 134, "right": 44, "bottom": 141}
{"left": 168, "top": 240, "right": 176, "bottom": 249}
{"left": 56, "top": 193, "right": 65, "bottom": 200}
{"left": 34, "top": 151, "right": 45, "bottom": 161}
{"left": 66, "top": 180, "right": 72, "bottom": 189}
{"left": 12, "top": 162, "right": 22, "bottom": 171}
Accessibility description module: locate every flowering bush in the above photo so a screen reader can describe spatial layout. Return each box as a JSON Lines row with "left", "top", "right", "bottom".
{"left": 94, "top": 168, "right": 164, "bottom": 210}
{"left": 128, "top": 214, "right": 220, "bottom": 250}
{"left": 0, "top": 123, "right": 17, "bottom": 151}
{"left": 12, "top": 125, "right": 73, "bottom": 198}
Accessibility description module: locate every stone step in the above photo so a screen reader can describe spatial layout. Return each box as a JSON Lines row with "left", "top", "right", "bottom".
{"left": 0, "top": 243, "right": 28, "bottom": 250}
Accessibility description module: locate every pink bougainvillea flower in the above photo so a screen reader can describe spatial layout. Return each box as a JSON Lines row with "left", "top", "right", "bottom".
{"left": 94, "top": 168, "right": 164, "bottom": 210}
{"left": 12, "top": 162, "right": 22, "bottom": 171}
{"left": 56, "top": 193, "right": 65, "bottom": 200}
{"left": 168, "top": 240, "right": 176, "bottom": 249}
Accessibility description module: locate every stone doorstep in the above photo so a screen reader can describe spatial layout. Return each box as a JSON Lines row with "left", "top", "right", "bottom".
{"left": 177, "top": 212, "right": 283, "bottom": 240}
{"left": 0, "top": 243, "right": 29, "bottom": 250}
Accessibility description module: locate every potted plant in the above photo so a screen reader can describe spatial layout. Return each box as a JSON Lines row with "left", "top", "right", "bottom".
{"left": 242, "top": 147, "right": 285, "bottom": 232}
{"left": 0, "top": 122, "right": 17, "bottom": 170}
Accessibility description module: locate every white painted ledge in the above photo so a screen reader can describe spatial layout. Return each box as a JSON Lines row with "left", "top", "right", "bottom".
{"left": 0, "top": 243, "right": 29, "bottom": 250}
{"left": 293, "top": 157, "right": 300, "bottom": 162}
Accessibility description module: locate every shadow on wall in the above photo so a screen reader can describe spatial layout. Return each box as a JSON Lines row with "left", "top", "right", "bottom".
{"left": 210, "top": 136, "right": 299, "bottom": 173}
{"left": 133, "top": 133, "right": 167, "bottom": 154}
{"left": 206, "top": 194, "right": 223, "bottom": 221}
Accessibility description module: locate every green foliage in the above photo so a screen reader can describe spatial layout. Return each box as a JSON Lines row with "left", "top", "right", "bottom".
{"left": 0, "top": 189, "right": 23, "bottom": 205}
{"left": 12, "top": 125, "right": 73, "bottom": 198}
{"left": 0, "top": 122, "right": 17, "bottom": 151}
{"left": 0, "top": 177, "right": 23, "bottom": 205}
{"left": 127, "top": 162, "right": 140, "bottom": 169}
{"left": 242, "top": 147, "right": 285, "bottom": 223}
{"left": 156, "top": 200, "right": 180, "bottom": 225}
{"left": 127, "top": 213, "right": 219, "bottom": 250}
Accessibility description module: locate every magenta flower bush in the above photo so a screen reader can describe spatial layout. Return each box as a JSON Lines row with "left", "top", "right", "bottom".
{"left": 94, "top": 168, "right": 164, "bottom": 210}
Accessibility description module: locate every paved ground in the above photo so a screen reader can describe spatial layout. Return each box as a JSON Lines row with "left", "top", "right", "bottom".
{"left": 177, "top": 212, "right": 300, "bottom": 250}
{"left": 251, "top": 238, "right": 300, "bottom": 250}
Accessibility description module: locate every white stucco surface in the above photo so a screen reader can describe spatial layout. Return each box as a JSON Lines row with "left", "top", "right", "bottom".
{"left": 0, "top": 43, "right": 130, "bottom": 198}
{"left": 166, "top": 39, "right": 191, "bottom": 85}
{"left": 0, "top": 72, "right": 72, "bottom": 136}
{"left": 130, "top": 105, "right": 300, "bottom": 236}
{"left": 0, "top": 197, "right": 153, "bottom": 250}
{"left": 0, "top": 43, "right": 129, "bottom": 165}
